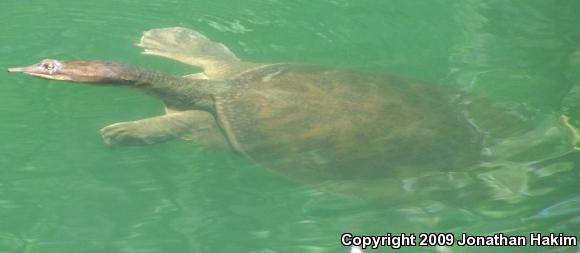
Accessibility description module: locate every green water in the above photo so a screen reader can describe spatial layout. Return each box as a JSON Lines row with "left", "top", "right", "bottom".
{"left": 1, "top": 0, "right": 579, "bottom": 253}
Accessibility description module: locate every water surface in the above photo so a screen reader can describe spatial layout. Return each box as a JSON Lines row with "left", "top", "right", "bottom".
{"left": 1, "top": 0, "right": 579, "bottom": 252}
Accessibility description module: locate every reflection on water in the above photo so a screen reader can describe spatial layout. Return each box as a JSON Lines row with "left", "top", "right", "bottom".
{"left": 0, "top": 0, "right": 579, "bottom": 253}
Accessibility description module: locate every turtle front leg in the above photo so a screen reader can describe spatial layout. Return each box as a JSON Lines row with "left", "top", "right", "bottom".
{"left": 100, "top": 110, "right": 228, "bottom": 149}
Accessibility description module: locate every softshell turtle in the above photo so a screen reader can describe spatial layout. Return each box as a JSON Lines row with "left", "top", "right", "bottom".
{"left": 7, "top": 27, "right": 579, "bottom": 183}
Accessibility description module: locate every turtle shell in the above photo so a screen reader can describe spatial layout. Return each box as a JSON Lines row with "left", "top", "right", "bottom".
{"left": 214, "top": 64, "right": 483, "bottom": 181}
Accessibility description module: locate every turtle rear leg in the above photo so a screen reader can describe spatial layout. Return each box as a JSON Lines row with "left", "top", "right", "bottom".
{"left": 561, "top": 115, "right": 580, "bottom": 151}
{"left": 138, "top": 27, "right": 254, "bottom": 78}
{"left": 562, "top": 83, "right": 580, "bottom": 151}
{"left": 100, "top": 110, "right": 228, "bottom": 149}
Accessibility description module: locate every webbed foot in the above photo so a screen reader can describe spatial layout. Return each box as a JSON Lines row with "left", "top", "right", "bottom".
{"left": 137, "top": 27, "right": 248, "bottom": 78}
{"left": 100, "top": 121, "right": 157, "bottom": 146}
{"left": 138, "top": 28, "right": 238, "bottom": 65}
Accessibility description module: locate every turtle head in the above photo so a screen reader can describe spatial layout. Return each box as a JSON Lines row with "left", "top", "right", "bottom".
{"left": 8, "top": 59, "right": 128, "bottom": 83}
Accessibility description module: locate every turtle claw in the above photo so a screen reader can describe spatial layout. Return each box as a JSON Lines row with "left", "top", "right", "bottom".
{"left": 100, "top": 121, "right": 150, "bottom": 146}
{"left": 141, "top": 48, "right": 174, "bottom": 61}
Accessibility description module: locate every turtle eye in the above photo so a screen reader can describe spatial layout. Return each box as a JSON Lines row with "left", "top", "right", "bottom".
{"left": 41, "top": 61, "right": 59, "bottom": 74}
{"left": 43, "top": 63, "right": 54, "bottom": 71}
